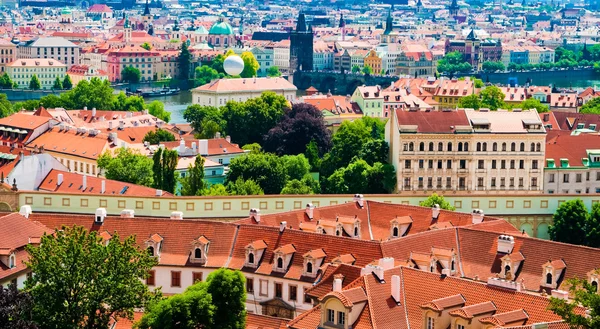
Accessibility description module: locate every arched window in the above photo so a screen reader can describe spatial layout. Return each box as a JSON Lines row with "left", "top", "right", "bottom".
{"left": 147, "top": 246, "right": 155, "bottom": 257}
{"left": 505, "top": 265, "right": 511, "bottom": 274}
{"left": 482, "top": 143, "right": 487, "bottom": 152}
{"left": 194, "top": 248, "right": 202, "bottom": 259}
{"left": 546, "top": 272, "right": 553, "bottom": 285}
{"left": 430, "top": 266, "right": 434, "bottom": 272}
{"left": 8, "top": 254, "right": 15, "bottom": 268}
{"left": 451, "top": 260, "right": 455, "bottom": 271}
{"left": 593, "top": 281, "right": 598, "bottom": 292}
{"left": 409, "top": 142, "right": 414, "bottom": 151}
{"left": 464, "top": 142, "right": 469, "bottom": 152}
{"left": 520, "top": 143, "right": 525, "bottom": 152}
{"left": 335, "top": 230, "right": 341, "bottom": 236}
{"left": 536, "top": 143, "right": 541, "bottom": 152}
{"left": 493, "top": 142, "right": 497, "bottom": 151}
{"left": 530, "top": 143, "right": 535, "bottom": 152}
{"left": 447, "top": 142, "right": 453, "bottom": 151}
{"left": 438, "top": 142, "right": 443, "bottom": 151}
{"left": 354, "top": 227, "right": 359, "bottom": 237}
{"left": 277, "top": 257, "right": 283, "bottom": 269}
{"left": 307, "top": 262, "right": 313, "bottom": 273}
{"left": 477, "top": 142, "right": 481, "bottom": 151}
{"left": 458, "top": 142, "right": 463, "bottom": 152}
{"left": 429, "top": 142, "right": 434, "bottom": 151}
{"left": 419, "top": 142, "right": 425, "bottom": 151}
{"left": 511, "top": 142, "right": 516, "bottom": 152}
{"left": 248, "top": 252, "right": 255, "bottom": 264}
{"left": 393, "top": 227, "right": 399, "bottom": 237}
{"left": 502, "top": 142, "right": 507, "bottom": 151}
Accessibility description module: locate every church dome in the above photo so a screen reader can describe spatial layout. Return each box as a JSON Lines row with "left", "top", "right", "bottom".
{"left": 209, "top": 20, "right": 234, "bottom": 35}
{"left": 61, "top": 7, "right": 72, "bottom": 15}
{"left": 194, "top": 25, "right": 209, "bottom": 35}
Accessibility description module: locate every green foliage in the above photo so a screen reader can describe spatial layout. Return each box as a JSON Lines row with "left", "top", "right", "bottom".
{"left": 480, "top": 85, "right": 506, "bottom": 110}
{"left": 226, "top": 177, "right": 264, "bottom": 195}
{"left": 282, "top": 154, "right": 310, "bottom": 181}
{"left": 481, "top": 61, "right": 505, "bottom": 72}
{"left": 202, "top": 184, "right": 229, "bottom": 196}
{"left": 147, "top": 100, "right": 171, "bottom": 122}
{"left": 52, "top": 77, "right": 63, "bottom": 90}
{"left": 587, "top": 203, "right": 600, "bottom": 248}
{"left": 304, "top": 139, "right": 321, "bottom": 171}
{"left": 473, "top": 78, "right": 484, "bottom": 88}
{"left": 555, "top": 47, "right": 577, "bottom": 62}
{"left": 67, "top": 78, "right": 115, "bottom": 110}
{"left": 141, "top": 42, "right": 152, "bottom": 50}
{"left": 351, "top": 65, "right": 360, "bottom": 73}
{"left": 321, "top": 119, "right": 373, "bottom": 177}
{"left": 178, "top": 42, "right": 192, "bottom": 80}
{"left": 0, "top": 282, "right": 36, "bottom": 329}
{"left": 97, "top": 148, "right": 154, "bottom": 187}
{"left": 0, "top": 73, "right": 16, "bottom": 89}
{"left": 143, "top": 129, "right": 176, "bottom": 144}
{"left": 62, "top": 74, "right": 73, "bottom": 89}
{"left": 12, "top": 100, "right": 39, "bottom": 112}
{"left": 29, "top": 75, "right": 41, "bottom": 90}
{"left": 153, "top": 148, "right": 178, "bottom": 194}
{"left": 457, "top": 94, "right": 482, "bottom": 109}
{"left": 241, "top": 143, "right": 262, "bottom": 154}
{"left": 358, "top": 139, "right": 389, "bottom": 165}
{"left": 437, "top": 51, "right": 472, "bottom": 75}
{"left": 281, "top": 174, "right": 320, "bottom": 194}
{"left": 549, "top": 199, "right": 588, "bottom": 245}
{"left": 122, "top": 66, "right": 142, "bottom": 83}
{"left": 195, "top": 65, "right": 223, "bottom": 86}
{"left": 226, "top": 152, "right": 287, "bottom": 194}
{"left": 240, "top": 51, "right": 259, "bottom": 78}
{"left": 518, "top": 98, "right": 549, "bottom": 113}
{"left": 548, "top": 275, "right": 600, "bottom": 329}
{"left": 362, "top": 65, "right": 373, "bottom": 75}
{"left": 267, "top": 66, "right": 282, "bottom": 77}
{"left": 183, "top": 105, "right": 226, "bottom": 138}
{"left": 205, "top": 269, "right": 247, "bottom": 329}
{"left": 419, "top": 193, "right": 456, "bottom": 210}
{"left": 580, "top": 97, "right": 600, "bottom": 114}
{"left": 324, "top": 159, "right": 395, "bottom": 194}
{"left": 180, "top": 156, "right": 206, "bottom": 196}
{"left": 26, "top": 225, "right": 158, "bottom": 329}
{"left": 0, "top": 94, "right": 16, "bottom": 118}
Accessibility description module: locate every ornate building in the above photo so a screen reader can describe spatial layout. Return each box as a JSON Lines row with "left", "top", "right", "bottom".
{"left": 445, "top": 30, "right": 502, "bottom": 71}
{"left": 290, "top": 12, "right": 313, "bottom": 72}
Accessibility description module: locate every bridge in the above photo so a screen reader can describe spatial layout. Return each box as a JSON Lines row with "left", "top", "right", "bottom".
{"left": 292, "top": 71, "right": 399, "bottom": 95}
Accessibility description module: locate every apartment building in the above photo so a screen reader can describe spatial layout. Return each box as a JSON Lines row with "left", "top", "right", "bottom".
{"left": 5, "top": 59, "right": 67, "bottom": 89}
{"left": 396, "top": 43, "right": 440, "bottom": 77}
{"left": 191, "top": 77, "right": 297, "bottom": 106}
{"left": 106, "top": 45, "right": 160, "bottom": 82}
{"left": 433, "top": 78, "right": 475, "bottom": 109}
{"left": 387, "top": 109, "right": 546, "bottom": 193}
{"left": 0, "top": 39, "right": 16, "bottom": 73}
{"left": 351, "top": 85, "right": 384, "bottom": 117}
{"left": 18, "top": 37, "right": 80, "bottom": 68}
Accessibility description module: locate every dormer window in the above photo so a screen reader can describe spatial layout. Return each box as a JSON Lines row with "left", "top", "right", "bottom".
{"left": 145, "top": 233, "right": 163, "bottom": 259}
{"left": 307, "top": 262, "right": 313, "bottom": 274}
{"left": 194, "top": 248, "right": 202, "bottom": 259}
{"left": 393, "top": 227, "right": 399, "bottom": 237}
{"left": 546, "top": 272, "right": 553, "bottom": 285}
{"left": 248, "top": 253, "right": 255, "bottom": 264}
{"left": 354, "top": 226, "right": 359, "bottom": 237}
{"left": 147, "top": 246, "right": 155, "bottom": 257}
{"left": 303, "top": 248, "right": 326, "bottom": 277}
{"left": 8, "top": 253, "right": 15, "bottom": 268}
{"left": 593, "top": 281, "right": 598, "bottom": 292}
{"left": 542, "top": 260, "right": 566, "bottom": 288}
{"left": 190, "top": 235, "right": 210, "bottom": 265}
{"left": 245, "top": 240, "right": 266, "bottom": 268}
{"left": 277, "top": 257, "right": 283, "bottom": 269}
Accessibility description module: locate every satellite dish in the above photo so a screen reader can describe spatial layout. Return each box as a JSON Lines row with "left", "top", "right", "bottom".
{"left": 223, "top": 55, "right": 244, "bottom": 76}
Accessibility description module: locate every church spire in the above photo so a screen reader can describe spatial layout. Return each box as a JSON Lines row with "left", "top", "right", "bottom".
{"left": 144, "top": 0, "right": 150, "bottom": 16}
{"left": 296, "top": 12, "right": 307, "bottom": 32}
{"left": 383, "top": 8, "right": 393, "bottom": 35}
{"left": 339, "top": 13, "right": 345, "bottom": 28}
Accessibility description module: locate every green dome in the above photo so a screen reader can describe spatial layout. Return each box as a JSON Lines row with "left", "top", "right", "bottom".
{"left": 209, "top": 20, "right": 234, "bottom": 35}
{"left": 61, "top": 8, "right": 72, "bottom": 15}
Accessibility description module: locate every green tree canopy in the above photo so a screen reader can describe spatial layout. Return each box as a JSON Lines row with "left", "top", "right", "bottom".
{"left": 240, "top": 52, "right": 259, "bottom": 78}
{"left": 362, "top": 65, "right": 373, "bottom": 75}
{"left": 143, "top": 129, "right": 176, "bottom": 144}
{"left": 457, "top": 94, "right": 482, "bottom": 109}
{"left": 97, "top": 148, "right": 154, "bottom": 187}
{"left": 29, "top": 75, "right": 41, "bottom": 90}
{"left": 180, "top": 156, "right": 206, "bottom": 196}
{"left": 183, "top": 105, "right": 226, "bottom": 138}
{"left": 195, "top": 65, "right": 223, "bottom": 86}
{"left": 549, "top": 199, "right": 588, "bottom": 245}
{"left": 122, "top": 66, "right": 142, "bottom": 83}
{"left": 282, "top": 154, "right": 311, "bottom": 181}
{"left": 324, "top": 159, "right": 395, "bottom": 194}
{"left": 178, "top": 42, "right": 192, "bottom": 80}
{"left": 0, "top": 73, "right": 16, "bottom": 89}
{"left": 437, "top": 51, "right": 472, "bottom": 75}
{"left": 0, "top": 282, "right": 36, "bottom": 329}
{"left": 0, "top": 94, "right": 16, "bottom": 118}
{"left": 62, "top": 74, "right": 73, "bottom": 89}
{"left": 281, "top": 174, "right": 320, "bottom": 194}
{"left": 548, "top": 274, "right": 599, "bottom": 329}
{"left": 152, "top": 148, "right": 178, "bottom": 193}
{"left": 419, "top": 193, "right": 456, "bottom": 210}
{"left": 518, "top": 98, "right": 549, "bottom": 113}
{"left": 205, "top": 269, "right": 247, "bottom": 329}
{"left": 480, "top": 85, "right": 506, "bottom": 110}
{"left": 52, "top": 76, "right": 63, "bottom": 90}
{"left": 26, "top": 225, "right": 158, "bottom": 329}
{"left": 267, "top": 66, "right": 282, "bottom": 77}
{"left": 141, "top": 42, "right": 152, "bottom": 50}
{"left": 351, "top": 65, "right": 361, "bottom": 73}
{"left": 147, "top": 100, "right": 171, "bottom": 122}
{"left": 226, "top": 152, "right": 287, "bottom": 194}
{"left": 580, "top": 97, "right": 600, "bottom": 114}
{"left": 226, "top": 177, "right": 264, "bottom": 195}
{"left": 481, "top": 61, "right": 505, "bottom": 72}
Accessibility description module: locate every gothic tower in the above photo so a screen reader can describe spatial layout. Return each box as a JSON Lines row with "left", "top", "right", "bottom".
{"left": 290, "top": 12, "right": 314, "bottom": 72}
{"left": 449, "top": 0, "right": 459, "bottom": 17}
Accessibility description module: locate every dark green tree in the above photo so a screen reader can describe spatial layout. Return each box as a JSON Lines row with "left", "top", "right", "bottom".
{"left": 26, "top": 225, "right": 158, "bottom": 329}
{"left": 458, "top": 94, "right": 482, "bottom": 109}
{"left": 358, "top": 139, "right": 389, "bottom": 165}
{"left": 580, "top": 97, "right": 600, "bottom": 114}
{"left": 205, "top": 269, "right": 247, "bottom": 329}
{"left": 52, "top": 77, "right": 63, "bottom": 90}
{"left": 147, "top": 100, "right": 171, "bottom": 122}
{"left": 519, "top": 98, "right": 549, "bottom": 113}
{"left": 183, "top": 105, "right": 225, "bottom": 137}
{"left": 226, "top": 177, "right": 264, "bottom": 195}
{"left": 226, "top": 152, "right": 287, "bottom": 194}
{"left": 0, "top": 73, "right": 16, "bottom": 89}
{"left": 152, "top": 148, "right": 178, "bottom": 193}
{"left": 0, "top": 283, "right": 37, "bottom": 329}
{"left": 122, "top": 66, "right": 142, "bottom": 83}
{"left": 178, "top": 42, "right": 192, "bottom": 80}
{"left": 141, "top": 42, "right": 152, "bottom": 51}
{"left": 240, "top": 51, "right": 259, "bottom": 78}
{"left": 0, "top": 94, "right": 16, "bottom": 118}
{"left": 143, "top": 129, "right": 176, "bottom": 144}
{"left": 586, "top": 203, "right": 600, "bottom": 248}
{"left": 282, "top": 154, "right": 311, "bottom": 181}
{"left": 304, "top": 139, "right": 321, "bottom": 171}
{"left": 195, "top": 65, "right": 222, "bottom": 86}
{"left": 267, "top": 66, "right": 282, "bottom": 77}
{"left": 97, "top": 148, "right": 154, "bottom": 187}
{"left": 549, "top": 199, "right": 588, "bottom": 245}
{"left": 180, "top": 156, "right": 206, "bottom": 196}
{"left": 62, "top": 74, "right": 73, "bottom": 89}
{"left": 480, "top": 85, "right": 506, "bottom": 110}
{"left": 419, "top": 193, "right": 456, "bottom": 210}
{"left": 29, "top": 75, "right": 41, "bottom": 90}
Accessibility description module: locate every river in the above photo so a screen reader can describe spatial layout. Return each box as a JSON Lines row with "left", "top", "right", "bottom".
{"left": 149, "top": 91, "right": 192, "bottom": 124}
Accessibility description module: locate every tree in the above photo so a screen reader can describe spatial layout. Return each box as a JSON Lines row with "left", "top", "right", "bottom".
{"left": 281, "top": 174, "right": 320, "bottom": 194}
{"left": 122, "top": 66, "right": 142, "bottom": 83}
{"left": 458, "top": 94, "right": 482, "bottom": 109}
{"left": 518, "top": 98, "right": 549, "bottom": 113}
{"left": 362, "top": 65, "right": 373, "bottom": 75}
{"left": 180, "top": 156, "right": 206, "bottom": 196}
{"left": 579, "top": 97, "right": 600, "bottom": 114}
{"left": 0, "top": 283, "right": 37, "bottom": 329}
{"left": 195, "top": 65, "right": 222, "bottom": 86}
{"left": 226, "top": 152, "right": 287, "bottom": 194}
{"left": 178, "top": 42, "right": 192, "bottom": 80}
{"left": 29, "top": 75, "right": 41, "bottom": 90}
{"left": 0, "top": 94, "right": 16, "bottom": 118}
{"left": 282, "top": 154, "right": 311, "bottom": 181}
{"left": 124, "top": 95, "right": 145, "bottom": 111}
{"left": 419, "top": 193, "right": 455, "bottom": 210}
{"left": 304, "top": 139, "right": 321, "bottom": 171}
{"left": 323, "top": 159, "right": 395, "bottom": 194}
{"left": 437, "top": 51, "right": 472, "bottom": 75}
{"left": 143, "top": 129, "right": 176, "bottom": 144}
{"left": 26, "top": 225, "right": 158, "bottom": 329}
{"left": 69, "top": 78, "right": 114, "bottom": 110}
{"left": 555, "top": 47, "right": 577, "bottom": 62}
{"left": 242, "top": 143, "right": 262, "bottom": 154}
{"left": 481, "top": 61, "right": 505, "bottom": 72}
{"left": 240, "top": 51, "right": 259, "bottom": 78}
{"left": 351, "top": 65, "right": 360, "bottom": 73}
{"left": 202, "top": 183, "right": 229, "bottom": 196}
{"left": 226, "top": 177, "right": 264, "bottom": 195}
{"left": 480, "top": 85, "right": 506, "bottom": 110}
{"left": 141, "top": 42, "right": 152, "bottom": 51}
{"left": 263, "top": 103, "right": 332, "bottom": 156}
{"left": 62, "top": 74, "right": 73, "bottom": 89}
{"left": 358, "top": 139, "right": 389, "bottom": 165}
{"left": 320, "top": 118, "right": 373, "bottom": 178}
{"left": 97, "top": 148, "right": 154, "bottom": 187}
{"left": 147, "top": 100, "right": 171, "bottom": 122}
{"left": 587, "top": 203, "right": 600, "bottom": 248}
{"left": 0, "top": 73, "right": 16, "bottom": 89}
{"left": 549, "top": 199, "right": 588, "bottom": 245}
{"left": 549, "top": 275, "right": 600, "bottom": 329}
{"left": 205, "top": 269, "right": 247, "bottom": 329}
{"left": 152, "top": 148, "right": 178, "bottom": 194}
{"left": 267, "top": 66, "right": 282, "bottom": 77}
{"left": 52, "top": 77, "right": 63, "bottom": 90}
{"left": 183, "top": 105, "right": 225, "bottom": 138}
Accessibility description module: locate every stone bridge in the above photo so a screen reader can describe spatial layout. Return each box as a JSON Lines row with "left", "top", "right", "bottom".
{"left": 292, "top": 71, "right": 399, "bottom": 95}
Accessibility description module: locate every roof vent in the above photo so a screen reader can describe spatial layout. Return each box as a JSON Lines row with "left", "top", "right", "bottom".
{"left": 95, "top": 208, "right": 107, "bottom": 225}
{"left": 432, "top": 204, "right": 440, "bottom": 220}
{"left": 306, "top": 203, "right": 315, "bottom": 220}
{"left": 120, "top": 209, "right": 135, "bottom": 218}
{"left": 250, "top": 208, "right": 261, "bottom": 223}
{"left": 472, "top": 209, "right": 484, "bottom": 224}
{"left": 19, "top": 205, "right": 32, "bottom": 219}
{"left": 280, "top": 221, "right": 287, "bottom": 233}
{"left": 353, "top": 194, "right": 364, "bottom": 208}
{"left": 57, "top": 173, "right": 64, "bottom": 186}
{"left": 497, "top": 235, "right": 515, "bottom": 254}
{"left": 156, "top": 189, "right": 162, "bottom": 196}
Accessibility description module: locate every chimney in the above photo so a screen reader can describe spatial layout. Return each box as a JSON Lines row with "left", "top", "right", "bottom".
{"left": 101, "top": 180, "right": 106, "bottom": 193}
{"left": 333, "top": 277, "right": 343, "bottom": 292}
{"left": 305, "top": 203, "right": 315, "bottom": 220}
{"left": 57, "top": 173, "right": 64, "bottom": 186}
{"left": 119, "top": 121, "right": 124, "bottom": 130}
{"left": 108, "top": 121, "right": 113, "bottom": 130}
{"left": 192, "top": 142, "right": 197, "bottom": 153}
{"left": 353, "top": 194, "right": 364, "bottom": 208}
{"left": 472, "top": 209, "right": 484, "bottom": 224}
{"left": 215, "top": 131, "right": 221, "bottom": 139}
{"left": 126, "top": 111, "right": 133, "bottom": 118}
{"left": 170, "top": 211, "right": 183, "bottom": 220}
{"left": 391, "top": 275, "right": 401, "bottom": 304}
{"left": 82, "top": 175, "right": 87, "bottom": 190}
{"left": 226, "top": 135, "right": 231, "bottom": 143}
{"left": 120, "top": 209, "right": 135, "bottom": 218}
{"left": 179, "top": 140, "right": 186, "bottom": 154}
{"left": 378, "top": 257, "right": 395, "bottom": 270}
{"left": 543, "top": 113, "right": 550, "bottom": 122}
{"left": 95, "top": 207, "right": 107, "bottom": 224}
{"left": 84, "top": 106, "right": 88, "bottom": 111}
{"left": 250, "top": 208, "right": 261, "bottom": 223}
{"left": 372, "top": 265, "right": 385, "bottom": 282}
{"left": 156, "top": 189, "right": 162, "bottom": 197}
{"left": 199, "top": 139, "right": 209, "bottom": 156}
{"left": 19, "top": 205, "right": 32, "bottom": 219}
{"left": 497, "top": 235, "right": 515, "bottom": 254}
{"left": 551, "top": 289, "right": 569, "bottom": 300}
{"left": 92, "top": 107, "right": 96, "bottom": 117}
{"left": 280, "top": 221, "right": 287, "bottom": 232}
{"left": 432, "top": 204, "right": 440, "bottom": 220}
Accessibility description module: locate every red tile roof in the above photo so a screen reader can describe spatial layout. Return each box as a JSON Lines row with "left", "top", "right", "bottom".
{"left": 394, "top": 109, "right": 470, "bottom": 133}
{"left": 246, "top": 313, "right": 289, "bottom": 329}
{"left": 0, "top": 112, "right": 50, "bottom": 130}
{"left": 26, "top": 128, "right": 109, "bottom": 160}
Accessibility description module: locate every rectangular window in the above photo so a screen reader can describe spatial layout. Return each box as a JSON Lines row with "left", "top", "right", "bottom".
{"left": 564, "top": 173, "right": 570, "bottom": 183}
{"left": 404, "top": 160, "right": 411, "bottom": 169}
{"left": 246, "top": 278, "right": 254, "bottom": 293}
{"left": 171, "top": 271, "right": 181, "bottom": 287}
{"left": 446, "top": 177, "right": 451, "bottom": 188}
{"left": 519, "top": 177, "right": 524, "bottom": 187}
{"left": 492, "top": 160, "right": 496, "bottom": 169}
{"left": 576, "top": 174, "right": 582, "bottom": 183}
{"left": 275, "top": 282, "right": 283, "bottom": 298}
{"left": 532, "top": 160, "right": 538, "bottom": 169}
{"left": 338, "top": 311, "right": 345, "bottom": 325}
{"left": 304, "top": 292, "right": 312, "bottom": 303}
{"left": 477, "top": 177, "right": 484, "bottom": 187}
{"left": 597, "top": 172, "right": 600, "bottom": 181}
{"left": 419, "top": 159, "right": 424, "bottom": 169}
{"left": 327, "top": 309, "right": 335, "bottom": 323}
{"left": 549, "top": 174, "right": 555, "bottom": 183}
{"left": 532, "top": 177, "right": 538, "bottom": 188}
{"left": 501, "top": 160, "right": 506, "bottom": 169}
{"left": 289, "top": 285, "right": 297, "bottom": 302}
{"left": 491, "top": 177, "right": 496, "bottom": 187}
{"left": 519, "top": 160, "right": 524, "bottom": 169}
{"left": 428, "top": 160, "right": 433, "bottom": 169}
{"left": 437, "top": 160, "right": 442, "bottom": 169}
{"left": 192, "top": 272, "right": 203, "bottom": 283}
{"left": 457, "top": 325, "right": 465, "bottom": 329}
{"left": 510, "top": 160, "right": 515, "bottom": 169}
{"left": 447, "top": 160, "right": 452, "bottom": 169}
{"left": 500, "top": 178, "right": 506, "bottom": 187}
{"left": 510, "top": 178, "right": 515, "bottom": 187}
{"left": 478, "top": 160, "right": 484, "bottom": 169}
{"left": 147, "top": 270, "right": 155, "bottom": 286}
{"left": 427, "top": 316, "right": 435, "bottom": 329}
{"left": 459, "top": 160, "right": 466, "bottom": 169}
